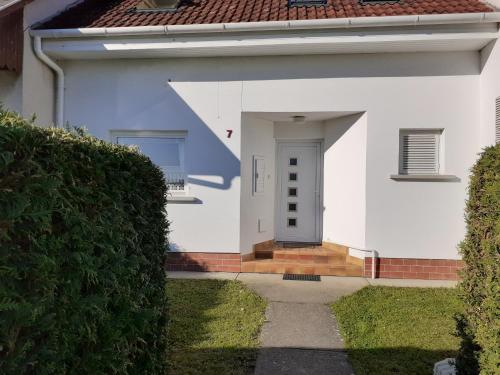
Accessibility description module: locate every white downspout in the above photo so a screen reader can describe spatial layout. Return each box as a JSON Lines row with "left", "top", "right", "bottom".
{"left": 33, "top": 36, "right": 65, "bottom": 128}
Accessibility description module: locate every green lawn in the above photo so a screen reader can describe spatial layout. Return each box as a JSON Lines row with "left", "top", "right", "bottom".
{"left": 331, "top": 286, "right": 462, "bottom": 375}
{"left": 166, "top": 279, "right": 267, "bottom": 375}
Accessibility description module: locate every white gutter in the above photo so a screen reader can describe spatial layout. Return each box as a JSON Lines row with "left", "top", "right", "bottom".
{"left": 30, "top": 12, "right": 500, "bottom": 39}
{"left": 33, "top": 36, "right": 65, "bottom": 128}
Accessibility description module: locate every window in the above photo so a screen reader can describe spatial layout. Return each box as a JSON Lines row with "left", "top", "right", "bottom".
{"left": 287, "top": 218, "right": 297, "bottom": 227}
{"left": 288, "top": 203, "right": 297, "bottom": 212}
{"left": 496, "top": 97, "right": 500, "bottom": 145}
{"left": 288, "top": 187, "right": 298, "bottom": 197}
{"left": 289, "top": 172, "right": 297, "bottom": 182}
{"left": 289, "top": 0, "right": 327, "bottom": 6}
{"left": 112, "top": 131, "right": 187, "bottom": 193}
{"left": 289, "top": 157, "right": 298, "bottom": 166}
{"left": 399, "top": 129, "right": 442, "bottom": 175}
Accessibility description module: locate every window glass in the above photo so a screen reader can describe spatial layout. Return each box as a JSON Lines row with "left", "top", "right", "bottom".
{"left": 115, "top": 133, "right": 187, "bottom": 193}
{"left": 117, "top": 137, "right": 181, "bottom": 168}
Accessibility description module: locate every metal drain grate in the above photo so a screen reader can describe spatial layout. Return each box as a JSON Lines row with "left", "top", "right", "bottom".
{"left": 283, "top": 274, "right": 321, "bottom": 282}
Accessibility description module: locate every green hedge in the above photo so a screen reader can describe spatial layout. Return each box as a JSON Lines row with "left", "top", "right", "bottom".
{"left": 456, "top": 144, "right": 500, "bottom": 375}
{"left": 0, "top": 109, "right": 169, "bottom": 374}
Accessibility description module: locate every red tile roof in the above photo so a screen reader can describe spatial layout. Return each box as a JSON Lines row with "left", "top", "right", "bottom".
{"left": 38, "top": 0, "right": 495, "bottom": 30}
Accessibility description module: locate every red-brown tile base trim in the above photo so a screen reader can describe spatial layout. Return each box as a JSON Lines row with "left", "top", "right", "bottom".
{"left": 166, "top": 252, "right": 241, "bottom": 273}
{"left": 364, "top": 257, "right": 463, "bottom": 280}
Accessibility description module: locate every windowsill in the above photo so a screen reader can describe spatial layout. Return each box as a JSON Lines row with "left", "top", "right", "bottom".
{"left": 390, "top": 174, "right": 460, "bottom": 182}
{"left": 168, "top": 195, "right": 198, "bottom": 202}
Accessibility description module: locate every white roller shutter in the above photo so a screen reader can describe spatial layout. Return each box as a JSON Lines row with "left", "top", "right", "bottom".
{"left": 399, "top": 130, "right": 441, "bottom": 175}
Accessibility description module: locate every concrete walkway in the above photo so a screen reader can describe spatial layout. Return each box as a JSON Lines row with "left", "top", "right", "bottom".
{"left": 167, "top": 272, "right": 457, "bottom": 375}
{"left": 237, "top": 273, "right": 366, "bottom": 375}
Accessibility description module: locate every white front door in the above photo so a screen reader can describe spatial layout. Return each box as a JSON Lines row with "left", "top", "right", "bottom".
{"left": 276, "top": 141, "right": 322, "bottom": 243}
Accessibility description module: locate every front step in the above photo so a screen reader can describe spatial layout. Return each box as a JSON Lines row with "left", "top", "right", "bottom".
{"left": 255, "top": 247, "right": 347, "bottom": 263}
{"left": 272, "top": 249, "right": 346, "bottom": 264}
{"left": 241, "top": 259, "right": 363, "bottom": 277}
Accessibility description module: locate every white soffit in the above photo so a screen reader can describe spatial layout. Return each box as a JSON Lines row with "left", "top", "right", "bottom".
{"left": 41, "top": 31, "right": 498, "bottom": 59}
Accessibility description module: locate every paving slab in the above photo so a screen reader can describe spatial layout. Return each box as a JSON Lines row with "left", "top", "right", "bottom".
{"left": 167, "top": 271, "right": 457, "bottom": 289}
{"left": 255, "top": 348, "right": 353, "bottom": 375}
{"left": 255, "top": 301, "right": 354, "bottom": 374}
{"left": 260, "top": 302, "right": 345, "bottom": 349}
{"left": 238, "top": 274, "right": 360, "bottom": 375}
{"left": 236, "top": 273, "right": 368, "bottom": 303}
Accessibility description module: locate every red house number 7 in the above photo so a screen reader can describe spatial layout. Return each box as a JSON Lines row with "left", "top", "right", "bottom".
{"left": 226, "top": 130, "right": 233, "bottom": 138}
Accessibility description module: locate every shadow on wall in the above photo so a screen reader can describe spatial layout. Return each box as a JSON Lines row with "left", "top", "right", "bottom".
{"left": 158, "top": 52, "right": 480, "bottom": 83}
{"left": 64, "top": 62, "right": 241, "bottom": 191}
{"left": 324, "top": 112, "right": 365, "bottom": 151}
{"left": 163, "top": 84, "right": 240, "bottom": 191}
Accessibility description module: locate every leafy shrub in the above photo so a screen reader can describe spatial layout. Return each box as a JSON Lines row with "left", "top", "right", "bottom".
{"left": 0, "top": 109, "right": 168, "bottom": 374}
{"left": 456, "top": 144, "right": 500, "bottom": 375}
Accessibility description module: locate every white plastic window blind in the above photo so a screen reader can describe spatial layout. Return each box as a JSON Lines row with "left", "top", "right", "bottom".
{"left": 399, "top": 129, "right": 441, "bottom": 175}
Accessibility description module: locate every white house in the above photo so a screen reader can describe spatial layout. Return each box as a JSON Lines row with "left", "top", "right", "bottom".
{"left": 2, "top": 0, "right": 500, "bottom": 280}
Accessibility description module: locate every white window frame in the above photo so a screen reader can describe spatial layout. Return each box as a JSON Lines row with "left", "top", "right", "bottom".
{"left": 110, "top": 130, "right": 188, "bottom": 195}
{"left": 398, "top": 128, "right": 444, "bottom": 176}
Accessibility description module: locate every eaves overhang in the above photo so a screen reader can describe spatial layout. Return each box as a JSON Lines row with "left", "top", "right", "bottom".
{"left": 30, "top": 12, "right": 500, "bottom": 59}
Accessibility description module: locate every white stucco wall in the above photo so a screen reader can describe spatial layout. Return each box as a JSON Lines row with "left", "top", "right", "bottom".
{"left": 62, "top": 51, "right": 481, "bottom": 259}
{"left": 21, "top": 0, "right": 77, "bottom": 125}
{"left": 240, "top": 115, "right": 275, "bottom": 254}
{"left": 480, "top": 37, "right": 500, "bottom": 147}
{"left": 62, "top": 59, "right": 242, "bottom": 253}
{"left": 0, "top": 70, "right": 22, "bottom": 113}
{"left": 323, "top": 113, "right": 367, "bottom": 250}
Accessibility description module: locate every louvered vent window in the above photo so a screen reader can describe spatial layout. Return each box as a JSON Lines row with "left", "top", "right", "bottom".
{"left": 399, "top": 130, "right": 442, "bottom": 175}
{"left": 496, "top": 97, "right": 500, "bottom": 144}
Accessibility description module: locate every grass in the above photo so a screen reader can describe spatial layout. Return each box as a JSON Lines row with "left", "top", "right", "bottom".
{"left": 166, "top": 279, "right": 267, "bottom": 375}
{"left": 331, "top": 286, "right": 462, "bottom": 375}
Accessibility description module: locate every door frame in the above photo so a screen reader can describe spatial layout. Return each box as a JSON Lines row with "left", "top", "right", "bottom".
{"left": 274, "top": 139, "right": 323, "bottom": 243}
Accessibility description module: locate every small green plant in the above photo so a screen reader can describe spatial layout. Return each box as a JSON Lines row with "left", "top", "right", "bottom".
{"left": 456, "top": 144, "right": 500, "bottom": 375}
{"left": 0, "top": 109, "right": 169, "bottom": 373}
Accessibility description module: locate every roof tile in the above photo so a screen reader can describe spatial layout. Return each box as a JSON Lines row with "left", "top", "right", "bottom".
{"left": 38, "top": 0, "right": 495, "bottom": 30}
